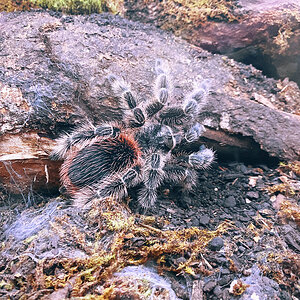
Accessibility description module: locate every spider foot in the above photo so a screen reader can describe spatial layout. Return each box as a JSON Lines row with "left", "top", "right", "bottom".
{"left": 185, "top": 123, "right": 205, "bottom": 143}
{"left": 189, "top": 146, "right": 214, "bottom": 169}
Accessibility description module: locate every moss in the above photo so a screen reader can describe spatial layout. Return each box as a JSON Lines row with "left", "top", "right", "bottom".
{"left": 0, "top": 280, "right": 13, "bottom": 291}
{"left": 0, "top": 0, "right": 36, "bottom": 12}
{"left": 271, "top": 9, "right": 300, "bottom": 55}
{"left": 260, "top": 251, "right": 300, "bottom": 293}
{"left": 30, "top": 0, "right": 123, "bottom": 14}
{"left": 268, "top": 183, "right": 295, "bottom": 196}
{"left": 20, "top": 197, "right": 233, "bottom": 298}
{"left": 143, "top": 0, "right": 240, "bottom": 34}
{"left": 0, "top": 0, "right": 124, "bottom": 14}
{"left": 252, "top": 9, "right": 300, "bottom": 59}
{"left": 279, "top": 161, "right": 300, "bottom": 177}
{"left": 102, "top": 211, "right": 135, "bottom": 231}
{"left": 279, "top": 200, "right": 300, "bottom": 227}
{"left": 31, "top": 0, "right": 103, "bottom": 14}
{"left": 230, "top": 279, "right": 250, "bottom": 296}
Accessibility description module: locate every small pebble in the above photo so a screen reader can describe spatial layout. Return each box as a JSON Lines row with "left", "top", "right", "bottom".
{"left": 280, "top": 290, "right": 293, "bottom": 300}
{"left": 213, "top": 285, "right": 223, "bottom": 299}
{"left": 213, "top": 285, "right": 223, "bottom": 297}
{"left": 219, "top": 213, "right": 233, "bottom": 220}
{"left": 208, "top": 237, "right": 224, "bottom": 251}
{"left": 221, "top": 268, "right": 230, "bottom": 275}
{"left": 238, "top": 215, "right": 250, "bottom": 222}
{"left": 224, "top": 173, "right": 244, "bottom": 180}
{"left": 258, "top": 164, "right": 269, "bottom": 171}
{"left": 238, "top": 246, "right": 246, "bottom": 252}
{"left": 218, "top": 275, "right": 232, "bottom": 286}
{"left": 246, "top": 191, "right": 259, "bottom": 199}
{"left": 223, "top": 196, "right": 236, "bottom": 208}
{"left": 237, "top": 164, "right": 248, "bottom": 174}
{"left": 175, "top": 257, "right": 186, "bottom": 265}
{"left": 214, "top": 254, "right": 228, "bottom": 265}
{"left": 199, "top": 215, "right": 210, "bottom": 226}
{"left": 191, "top": 217, "right": 200, "bottom": 227}
{"left": 243, "top": 269, "right": 251, "bottom": 276}
{"left": 203, "top": 280, "right": 217, "bottom": 292}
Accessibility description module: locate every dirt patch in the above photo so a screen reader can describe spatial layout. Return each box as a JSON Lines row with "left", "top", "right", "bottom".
{"left": 0, "top": 160, "right": 299, "bottom": 299}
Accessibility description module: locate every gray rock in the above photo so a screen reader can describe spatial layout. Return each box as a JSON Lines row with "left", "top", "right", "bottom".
{"left": 231, "top": 265, "right": 280, "bottom": 300}
{"left": 246, "top": 191, "right": 259, "bottom": 199}
{"left": 223, "top": 196, "right": 237, "bottom": 208}
{"left": 213, "top": 285, "right": 223, "bottom": 297}
{"left": 0, "top": 11, "right": 299, "bottom": 162}
{"left": 238, "top": 245, "right": 246, "bottom": 252}
{"left": 199, "top": 215, "right": 210, "bottom": 226}
{"left": 218, "top": 275, "right": 232, "bottom": 286}
{"left": 203, "top": 280, "right": 217, "bottom": 292}
{"left": 221, "top": 268, "right": 231, "bottom": 275}
{"left": 208, "top": 237, "right": 224, "bottom": 251}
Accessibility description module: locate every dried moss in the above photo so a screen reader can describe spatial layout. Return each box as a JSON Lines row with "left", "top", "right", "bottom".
{"left": 30, "top": 0, "right": 123, "bottom": 14}
{"left": 14, "top": 197, "right": 233, "bottom": 298}
{"left": 144, "top": 0, "right": 240, "bottom": 34}
{"left": 271, "top": 9, "right": 300, "bottom": 55}
{"left": 260, "top": 251, "right": 300, "bottom": 293}
{"left": 267, "top": 161, "right": 300, "bottom": 198}
{"left": 279, "top": 200, "right": 300, "bottom": 227}
{"left": 268, "top": 183, "right": 295, "bottom": 196}
{"left": 279, "top": 161, "right": 300, "bottom": 177}
{"left": 230, "top": 279, "right": 250, "bottom": 296}
{"left": 0, "top": 0, "right": 36, "bottom": 12}
{"left": 98, "top": 276, "right": 153, "bottom": 299}
{"left": 31, "top": 0, "right": 103, "bottom": 14}
{"left": 0, "top": 0, "right": 124, "bottom": 14}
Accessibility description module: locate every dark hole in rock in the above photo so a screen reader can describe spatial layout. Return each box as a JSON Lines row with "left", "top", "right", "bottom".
{"left": 221, "top": 46, "right": 300, "bottom": 87}
{"left": 227, "top": 47, "right": 279, "bottom": 81}
{"left": 207, "top": 140, "right": 279, "bottom": 167}
{"left": 196, "top": 134, "right": 278, "bottom": 167}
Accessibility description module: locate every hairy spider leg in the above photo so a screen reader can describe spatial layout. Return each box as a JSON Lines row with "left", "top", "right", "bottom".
{"left": 51, "top": 123, "right": 122, "bottom": 160}
{"left": 155, "top": 78, "right": 211, "bottom": 157}
{"left": 162, "top": 158, "right": 196, "bottom": 195}
{"left": 97, "top": 165, "right": 143, "bottom": 199}
{"left": 145, "top": 59, "right": 172, "bottom": 119}
{"left": 138, "top": 151, "right": 167, "bottom": 208}
{"left": 163, "top": 146, "right": 214, "bottom": 194}
{"left": 158, "top": 79, "right": 209, "bottom": 129}
{"left": 136, "top": 123, "right": 178, "bottom": 153}
{"left": 108, "top": 75, "right": 145, "bottom": 128}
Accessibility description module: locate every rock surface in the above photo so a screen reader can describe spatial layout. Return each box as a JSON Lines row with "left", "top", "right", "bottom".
{"left": 0, "top": 10, "right": 300, "bottom": 195}
{"left": 124, "top": 0, "right": 300, "bottom": 87}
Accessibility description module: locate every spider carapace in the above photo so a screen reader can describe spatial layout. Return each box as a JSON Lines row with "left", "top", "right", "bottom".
{"left": 51, "top": 60, "right": 214, "bottom": 208}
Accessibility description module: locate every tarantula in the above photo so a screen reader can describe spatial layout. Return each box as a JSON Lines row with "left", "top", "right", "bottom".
{"left": 51, "top": 60, "right": 214, "bottom": 208}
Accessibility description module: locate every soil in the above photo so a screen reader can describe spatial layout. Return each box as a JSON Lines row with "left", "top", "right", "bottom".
{"left": 0, "top": 159, "right": 299, "bottom": 299}
{"left": 142, "top": 161, "right": 300, "bottom": 299}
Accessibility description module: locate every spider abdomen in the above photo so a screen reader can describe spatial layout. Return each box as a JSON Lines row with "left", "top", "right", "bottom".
{"left": 60, "top": 133, "right": 141, "bottom": 195}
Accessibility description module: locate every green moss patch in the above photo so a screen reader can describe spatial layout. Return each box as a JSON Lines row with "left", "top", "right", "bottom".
{"left": 0, "top": 0, "right": 123, "bottom": 14}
